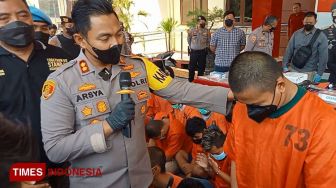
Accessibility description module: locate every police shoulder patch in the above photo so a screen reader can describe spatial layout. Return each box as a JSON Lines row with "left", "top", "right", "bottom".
{"left": 130, "top": 56, "right": 173, "bottom": 91}
{"left": 42, "top": 79, "right": 56, "bottom": 100}
{"left": 250, "top": 35, "right": 257, "bottom": 43}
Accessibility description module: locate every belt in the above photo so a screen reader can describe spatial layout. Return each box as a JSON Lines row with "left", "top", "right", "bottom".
{"left": 191, "top": 48, "right": 207, "bottom": 52}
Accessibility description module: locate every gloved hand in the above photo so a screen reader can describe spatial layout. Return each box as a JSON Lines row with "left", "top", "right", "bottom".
{"left": 106, "top": 98, "right": 135, "bottom": 131}
{"left": 313, "top": 74, "right": 322, "bottom": 83}
{"left": 283, "top": 67, "right": 289, "bottom": 73}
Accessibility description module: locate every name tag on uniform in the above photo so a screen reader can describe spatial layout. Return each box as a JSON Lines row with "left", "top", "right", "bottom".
{"left": 75, "top": 89, "right": 105, "bottom": 103}
{"left": 0, "top": 69, "right": 5, "bottom": 76}
{"left": 47, "top": 58, "right": 68, "bottom": 71}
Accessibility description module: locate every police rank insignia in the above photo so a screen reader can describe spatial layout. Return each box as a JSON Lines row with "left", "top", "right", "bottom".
{"left": 96, "top": 101, "right": 107, "bottom": 113}
{"left": 0, "top": 69, "right": 5, "bottom": 76}
{"left": 137, "top": 90, "right": 148, "bottom": 100}
{"left": 82, "top": 106, "right": 93, "bottom": 117}
{"left": 42, "top": 80, "right": 56, "bottom": 100}
{"left": 119, "top": 56, "right": 126, "bottom": 64}
{"left": 78, "top": 83, "right": 96, "bottom": 92}
{"left": 121, "top": 64, "right": 134, "bottom": 71}
{"left": 130, "top": 71, "right": 141, "bottom": 78}
{"left": 250, "top": 35, "right": 257, "bottom": 43}
{"left": 79, "top": 60, "right": 90, "bottom": 73}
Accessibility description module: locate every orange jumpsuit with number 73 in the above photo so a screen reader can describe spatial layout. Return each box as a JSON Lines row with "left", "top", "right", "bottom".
{"left": 224, "top": 88, "right": 336, "bottom": 188}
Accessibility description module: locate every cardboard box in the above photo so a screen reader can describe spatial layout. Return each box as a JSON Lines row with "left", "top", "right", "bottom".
{"left": 284, "top": 72, "right": 309, "bottom": 84}
{"left": 171, "top": 67, "right": 197, "bottom": 79}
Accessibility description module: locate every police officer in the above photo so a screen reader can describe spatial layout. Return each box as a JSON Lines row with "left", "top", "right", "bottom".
{"left": 40, "top": 1, "right": 233, "bottom": 188}
{"left": 187, "top": 15, "right": 210, "bottom": 82}
{"left": 323, "top": 3, "right": 336, "bottom": 84}
{"left": 0, "top": 0, "right": 71, "bottom": 187}
{"left": 244, "top": 15, "right": 278, "bottom": 56}
{"left": 29, "top": 6, "right": 72, "bottom": 72}
{"left": 49, "top": 16, "right": 80, "bottom": 59}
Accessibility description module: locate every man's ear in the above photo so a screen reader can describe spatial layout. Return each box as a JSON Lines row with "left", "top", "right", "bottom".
{"left": 276, "top": 76, "right": 286, "bottom": 93}
{"left": 152, "top": 165, "right": 161, "bottom": 176}
{"left": 73, "top": 33, "right": 86, "bottom": 49}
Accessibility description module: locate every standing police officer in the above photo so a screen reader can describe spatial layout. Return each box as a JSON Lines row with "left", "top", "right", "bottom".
{"left": 41, "top": 1, "right": 233, "bottom": 188}
{"left": 187, "top": 15, "right": 210, "bottom": 82}
{"left": 29, "top": 6, "right": 71, "bottom": 72}
{"left": 49, "top": 16, "right": 80, "bottom": 59}
{"left": 323, "top": 3, "right": 336, "bottom": 84}
{"left": 0, "top": 0, "right": 71, "bottom": 187}
{"left": 244, "top": 15, "right": 278, "bottom": 56}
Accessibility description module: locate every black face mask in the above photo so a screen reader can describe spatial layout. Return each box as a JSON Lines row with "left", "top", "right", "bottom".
{"left": 246, "top": 85, "right": 281, "bottom": 123}
{"left": 193, "top": 139, "right": 202, "bottom": 144}
{"left": 35, "top": 31, "right": 50, "bottom": 45}
{"left": 0, "top": 21, "right": 34, "bottom": 48}
{"left": 225, "top": 19, "right": 234, "bottom": 27}
{"left": 66, "top": 27, "right": 75, "bottom": 35}
{"left": 89, "top": 43, "right": 122, "bottom": 65}
{"left": 304, "top": 24, "right": 314, "bottom": 32}
{"left": 200, "top": 23, "right": 206, "bottom": 28}
{"left": 333, "top": 17, "right": 336, "bottom": 24}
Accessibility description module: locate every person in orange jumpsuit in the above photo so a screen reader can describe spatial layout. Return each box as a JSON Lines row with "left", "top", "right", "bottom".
{"left": 148, "top": 146, "right": 182, "bottom": 188}
{"left": 199, "top": 108, "right": 231, "bottom": 134}
{"left": 196, "top": 125, "right": 231, "bottom": 188}
{"left": 171, "top": 104, "right": 201, "bottom": 127}
{"left": 225, "top": 51, "right": 336, "bottom": 187}
{"left": 288, "top": 3, "right": 305, "bottom": 39}
{"left": 146, "top": 112, "right": 193, "bottom": 173}
{"left": 146, "top": 93, "right": 173, "bottom": 124}
{"left": 175, "top": 117, "right": 209, "bottom": 178}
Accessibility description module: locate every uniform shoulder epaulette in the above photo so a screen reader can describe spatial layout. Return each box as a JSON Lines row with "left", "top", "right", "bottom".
{"left": 50, "top": 59, "right": 77, "bottom": 77}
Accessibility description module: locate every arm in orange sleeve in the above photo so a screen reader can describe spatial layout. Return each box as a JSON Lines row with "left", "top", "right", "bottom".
{"left": 224, "top": 123, "right": 236, "bottom": 161}
{"left": 304, "top": 118, "right": 336, "bottom": 187}
{"left": 165, "top": 134, "right": 184, "bottom": 161}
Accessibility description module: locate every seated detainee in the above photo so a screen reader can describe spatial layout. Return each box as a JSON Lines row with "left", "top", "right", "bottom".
{"left": 198, "top": 108, "right": 231, "bottom": 134}
{"left": 171, "top": 103, "right": 201, "bottom": 126}
{"left": 148, "top": 146, "right": 183, "bottom": 188}
{"left": 146, "top": 112, "right": 192, "bottom": 173}
{"left": 175, "top": 117, "right": 208, "bottom": 178}
{"left": 196, "top": 125, "right": 231, "bottom": 188}
{"left": 176, "top": 178, "right": 207, "bottom": 188}
{"left": 146, "top": 93, "right": 173, "bottom": 122}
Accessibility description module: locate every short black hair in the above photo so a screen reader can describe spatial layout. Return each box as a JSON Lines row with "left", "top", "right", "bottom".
{"left": 148, "top": 146, "right": 166, "bottom": 172}
{"left": 185, "top": 117, "right": 206, "bottom": 137}
{"left": 0, "top": 114, "right": 38, "bottom": 188}
{"left": 201, "top": 125, "right": 226, "bottom": 151}
{"left": 224, "top": 10, "right": 235, "bottom": 18}
{"left": 294, "top": 3, "right": 301, "bottom": 7}
{"left": 264, "top": 15, "right": 278, "bottom": 26}
{"left": 197, "top": 15, "right": 206, "bottom": 22}
{"left": 228, "top": 51, "right": 283, "bottom": 93}
{"left": 146, "top": 120, "right": 163, "bottom": 138}
{"left": 305, "top": 11, "right": 317, "bottom": 19}
{"left": 177, "top": 178, "right": 205, "bottom": 188}
{"left": 49, "top": 24, "right": 57, "bottom": 30}
{"left": 72, "top": 0, "right": 119, "bottom": 37}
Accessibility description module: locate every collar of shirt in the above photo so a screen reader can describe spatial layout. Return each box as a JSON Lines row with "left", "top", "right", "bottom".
{"left": 75, "top": 49, "right": 121, "bottom": 80}
{"left": 0, "top": 41, "right": 44, "bottom": 56}
{"left": 301, "top": 27, "right": 317, "bottom": 36}
{"left": 222, "top": 26, "right": 236, "bottom": 32}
